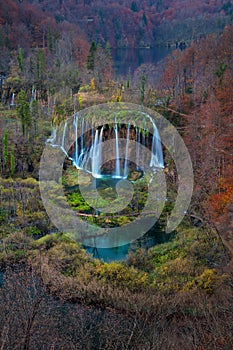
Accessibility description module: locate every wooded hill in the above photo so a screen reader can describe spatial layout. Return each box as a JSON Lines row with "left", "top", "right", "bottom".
{"left": 0, "top": 0, "right": 232, "bottom": 56}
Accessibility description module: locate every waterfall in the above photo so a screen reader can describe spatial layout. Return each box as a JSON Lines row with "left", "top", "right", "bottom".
{"left": 136, "top": 127, "right": 140, "bottom": 170}
{"left": 155, "top": 124, "right": 164, "bottom": 167}
{"left": 10, "top": 93, "right": 15, "bottom": 107}
{"left": 124, "top": 123, "right": 130, "bottom": 177}
{"left": 73, "top": 115, "right": 78, "bottom": 165}
{"left": 31, "top": 87, "right": 36, "bottom": 101}
{"left": 91, "top": 129, "right": 99, "bottom": 176}
{"left": 81, "top": 118, "right": 85, "bottom": 154}
{"left": 99, "top": 127, "right": 104, "bottom": 175}
{"left": 114, "top": 124, "right": 121, "bottom": 178}
{"left": 61, "top": 121, "right": 68, "bottom": 156}
{"left": 149, "top": 116, "right": 164, "bottom": 168}
{"left": 142, "top": 127, "right": 146, "bottom": 167}
{"left": 77, "top": 117, "right": 85, "bottom": 166}
{"left": 49, "top": 111, "right": 164, "bottom": 179}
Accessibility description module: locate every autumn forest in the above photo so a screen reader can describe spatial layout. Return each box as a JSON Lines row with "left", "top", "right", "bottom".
{"left": 0, "top": 1, "right": 232, "bottom": 349}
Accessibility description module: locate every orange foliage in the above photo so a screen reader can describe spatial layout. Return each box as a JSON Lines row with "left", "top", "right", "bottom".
{"left": 206, "top": 177, "right": 233, "bottom": 220}
{"left": 161, "top": 25, "right": 233, "bottom": 224}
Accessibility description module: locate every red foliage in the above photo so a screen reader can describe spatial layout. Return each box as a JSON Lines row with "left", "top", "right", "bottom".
{"left": 0, "top": 0, "right": 228, "bottom": 51}
{"left": 161, "top": 25, "right": 233, "bottom": 223}
{"left": 207, "top": 177, "right": 233, "bottom": 220}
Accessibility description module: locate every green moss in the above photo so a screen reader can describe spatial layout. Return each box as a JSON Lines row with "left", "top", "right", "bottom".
{"left": 33, "top": 233, "right": 64, "bottom": 249}
{"left": 26, "top": 226, "right": 42, "bottom": 237}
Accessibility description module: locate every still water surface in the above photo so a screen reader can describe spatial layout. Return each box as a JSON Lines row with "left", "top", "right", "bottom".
{"left": 85, "top": 224, "right": 173, "bottom": 262}
{"left": 111, "top": 47, "right": 172, "bottom": 76}
{"left": 84, "top": 47, "right": 173, "bottom": 261}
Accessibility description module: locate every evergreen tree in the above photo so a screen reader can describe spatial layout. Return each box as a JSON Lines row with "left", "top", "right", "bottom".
{"left": 131, "top": 1, "right": 138, "bottom": 12}
{"left": 10, "top": 150, "right": 15, "bottom": 177}
{"left": 36, "top": 49, "right": 46, "bottom": 91}
{"left": 105, "top": 42, "right": 111, "bottom": 59}
{"left": 215, "top": 63, "right": 228, "bottom": 85}
{"left": 141, "top": 74, "right": 146, "bottom": 104}
{"left": 16, "top": 90, "right": 32, "bottom": 136}
{"left": 17, "top": 48, "right": 24, "bottom": 72}
{"left": 86, "top": 42, "right": 97, "bottom": 70}
{"left": 3, "top": 130, "right": 8, "bottom": 169}
{"left": 30, "top": 100, "right": 39, "bottom": 136}
{"left": 142, "top": 13, "right": 148, "bottom": 26}
{"left": 48, "top": 27, "right": 53, "bottom": 52}
{"left": 127, "top": 77, "right": 130, "bottom": 88}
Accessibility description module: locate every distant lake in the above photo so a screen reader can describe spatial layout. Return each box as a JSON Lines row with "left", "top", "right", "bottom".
{"left": 111, "top": 47, "right": 172, "bottom": 76}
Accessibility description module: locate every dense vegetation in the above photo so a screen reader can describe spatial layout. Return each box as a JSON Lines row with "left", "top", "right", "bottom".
{"left": 1, "top": 0, "right": 233, "bottom": 53}
{"left": 0, "top": 1, "right": 232, "bottom": 349}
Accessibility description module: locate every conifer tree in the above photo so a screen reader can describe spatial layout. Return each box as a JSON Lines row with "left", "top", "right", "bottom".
{"left": 10, "top": 150, "right": 15, "bottom": 177}
{"left": 3, "top": 130, "right": 8, "bottom": 169}
{"left": 17, "top": 48, "right": 24, "bottom": 72}
{"left": 86, "top": 42, "right": 97, "bottom": 70}
{"left": 141, "top": 74, "right": 146, "bottom": 104}
{"left": 16, "top": 90, "right": 32, "bottom": 136}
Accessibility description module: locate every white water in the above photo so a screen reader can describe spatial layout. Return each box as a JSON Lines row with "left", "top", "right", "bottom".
{"left": 73, "top": 115, "right": 78, "bottom": 165}
{"left": 10, "top": 93, "right": 15, "bottom": 106}
{"left": 61, "top": 121, "right": 68, "bottom": 156}
{"left": 91, "top": 129, "right": 99, "bottom": 176}
{"left": 123, "top": 123, "right": 130, "bottom": 178}
{"left": 136, "top": 127, "right": 140, "bottom": 170}
{"left": 50, "top": 112, "right": 164, "bottom": 179}
{"left": 114, "top": 124, "right": 121, "bottom": 178}
{"left": 147, "top": 114, "right": 164, "bottom": 168}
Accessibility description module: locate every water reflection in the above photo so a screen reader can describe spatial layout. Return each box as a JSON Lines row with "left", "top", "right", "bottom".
{"left": 84, "top": 224, "right": 173, "bottom": 262}
{"left": 111, "top": 47, "right": 172, "bottom": 76}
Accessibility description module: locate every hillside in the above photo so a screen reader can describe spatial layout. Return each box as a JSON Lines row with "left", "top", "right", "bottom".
{"left": 0, "top": 1, "right": 232, "bottom": 349}
{"left": 54, "top": 0, "right": 232, "bottom": 47}
{"left": 0, "top": 0, "right": 232, "bottom": 54}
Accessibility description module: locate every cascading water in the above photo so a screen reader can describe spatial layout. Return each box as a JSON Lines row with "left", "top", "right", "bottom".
{"left": 44, "top": 105, "right": 168, "bottom": 262}
{"left": 136, "top": 127, "right": 140, "bottom": 171}
{"left": 61, "top": 121, "right": 68, "bottom": 156}
{"left": 114, "top": 124, "right": 121, "bottom": 178}
{"left": 148, "top": 114, "right": 164, "bottom": 168}
{"left": 31, "top": 87, "right": 36, "bottom": 102}
{"left": 48, "top": 110, "right": 164, "bottom": 179}
{"left": 10, "top": 93, "right": 15, "bottom": 107}
{"left": 98, "top": 127, "right": 103, "bottom": 175}
{"left": 91, "top": 129, "right": 100, "bottom": 177}
{"left": 81, "top": 118, "right": 85, "bottom": 152}
{"left": 123, "top": 123, "right": 130, "bottom": 178}
{"left": 73, "top": 115, "right": 79, "bottom": 165}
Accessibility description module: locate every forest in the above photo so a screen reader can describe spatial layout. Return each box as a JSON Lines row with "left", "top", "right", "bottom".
{"left": 0, "top": 0, "right": 232, "bottom": 349}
